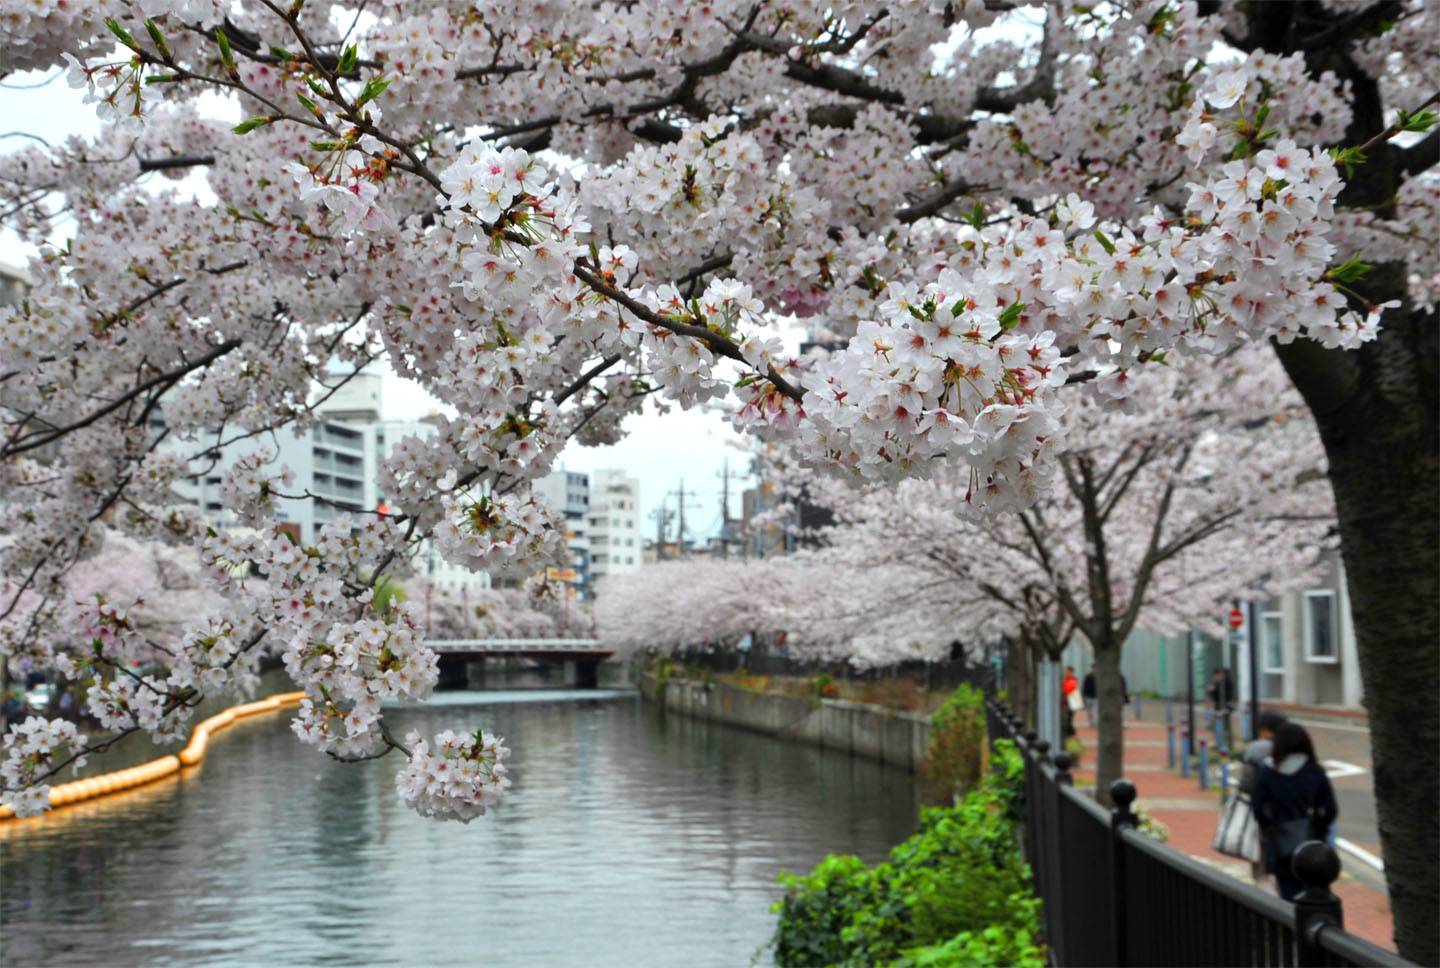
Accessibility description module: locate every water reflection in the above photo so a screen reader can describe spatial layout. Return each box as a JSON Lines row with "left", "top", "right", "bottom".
{"left": 1, "top": 689, "right": 920, "bottom": 967}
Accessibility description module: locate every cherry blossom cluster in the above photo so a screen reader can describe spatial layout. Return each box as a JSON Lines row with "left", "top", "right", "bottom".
{"left": 1, "top": 717, "right": 87, "bottom": 818}
{"left": 394, "top": 727, "right": 511, "bottom": 823}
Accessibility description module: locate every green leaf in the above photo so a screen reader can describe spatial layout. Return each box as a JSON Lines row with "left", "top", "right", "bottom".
{"left": 310, "top": 140, "right": 343, "bottom": 152}
{"left": 1400, "top": 108, "right": 1437, "bottom": 134}
{"left": 1329, "top": 145, "right": 1366, "bottom": 176}
{"left": 997, "top": 302, "right": 1026, "bottom": 331}
{"left": 951, "top": 297, "right": 968, "bottom": 318}
{"left": 338, "top": 44, "right": 358, "bottom": 75}
{"left": 233, "top": 116, "right": 274, "bottom": 135}
{"left": 296, "top": 92, "right": 321, "bottom": 116}
{"left": 356, "top": 76, "right": 391, "bottom": 106}
{"left": 1091, "top": 228, "right": 1116, "bottom": 255}
{"left": 268, "top": 44, "right": 296, "bottom": 61}
{"left": 1327, "top": 257, "right": 1373, "bottom": 284}
{"left": 214, "top": 27, "right": 236, "bottom": 73}
{"left": 105, "top": 18, "right": 139, "bottom": 51}
{"left": 964, "top": 202, "right": 985, "bottom": 230}
{"left": 143, "top": 20, "right": 171, "bottom": 60}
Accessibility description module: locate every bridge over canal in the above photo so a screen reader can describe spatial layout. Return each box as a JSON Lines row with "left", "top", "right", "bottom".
{"left": 427, "top": 639, "right": 614, "bottom": 689}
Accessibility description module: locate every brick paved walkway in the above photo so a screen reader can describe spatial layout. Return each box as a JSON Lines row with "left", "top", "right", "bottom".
{"left": 1068, "top": 716, "right": 1397, "bottom": 952}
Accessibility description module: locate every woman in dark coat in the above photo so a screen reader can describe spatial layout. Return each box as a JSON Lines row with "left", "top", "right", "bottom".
{"left": 1251, "top": 722, "right": 1338, "bottom": 901}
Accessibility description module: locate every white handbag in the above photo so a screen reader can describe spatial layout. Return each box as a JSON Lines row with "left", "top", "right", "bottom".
{"left": 1213, "top": 792, "right": 1261, "bottom": 862}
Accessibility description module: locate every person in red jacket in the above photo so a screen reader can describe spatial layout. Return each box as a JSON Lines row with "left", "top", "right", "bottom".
{"left": 1062, "top": 666, "right": 1080, "bottom": 738}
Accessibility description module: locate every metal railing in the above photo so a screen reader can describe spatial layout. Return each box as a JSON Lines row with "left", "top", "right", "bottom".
{"left": 427, "top": 638, "right": 609, "bottom": 654}
{"left": 987, "top": 698, "right": 1409, "bottom": 967}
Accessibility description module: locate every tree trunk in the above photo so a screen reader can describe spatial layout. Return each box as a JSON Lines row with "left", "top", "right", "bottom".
{"left": 1274, "top": 302, "right": 1439, "bottom": 963}
{"left": 1008, "top": 634, "right": 1035, "bottom": 728}
{"left": 1092, "top": 643, "right": 1126, "bottom": 807}
{"left": 1237, "top": 5, "right": 1440, "bottom": 957}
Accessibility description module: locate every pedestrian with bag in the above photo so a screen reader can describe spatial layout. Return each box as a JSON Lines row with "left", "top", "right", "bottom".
{"left": 1251, "top": 722, "right": 1338, "bottom": 901}
{"left": 1214, "top": 711, "right": 1287, "bottom": 886}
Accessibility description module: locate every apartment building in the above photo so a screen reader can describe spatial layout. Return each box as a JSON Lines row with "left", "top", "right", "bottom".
{"left": 587, "top": 469, "right": 641, "bottom": 585}
{"left": 532, "top": 469, "right": 592, "bottom": 598}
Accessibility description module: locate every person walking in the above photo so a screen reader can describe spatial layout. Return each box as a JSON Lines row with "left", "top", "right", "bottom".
{"left": 1081, "top": 670, "right": 1097, "bottom": 728}
{"left": 1251, "top": 722, "right": 1338, "bottom": 901}
{"left": 1236, "top": 711, "right": 1287, "bottom": 887}
{"left": 1062, "top": 665, "right": 1080, "bottom": 738}
{"left": 1207, "top": 667, "right": 1236, "bottom": 750}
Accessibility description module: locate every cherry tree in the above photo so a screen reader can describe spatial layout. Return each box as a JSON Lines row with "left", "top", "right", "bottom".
{"left": 404, "top": 577, "right": 594, "bottom": 640}
{"left": 793, "top": 343, "right": 1335, "bottom": 802}
{"left": 0, "top": 1, "right": 1435, "bottom": 952}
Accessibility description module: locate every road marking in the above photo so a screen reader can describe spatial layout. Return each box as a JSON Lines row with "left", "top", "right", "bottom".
{"left": 1323, "top": 759, "right": 1368, "bottom": 780}
{"left": 1336, "top": 837, "right": 1385, "bottom": 872}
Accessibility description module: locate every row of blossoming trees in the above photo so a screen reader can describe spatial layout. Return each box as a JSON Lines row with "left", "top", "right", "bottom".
{"left": 599, "top": 342, "right": 1335, "bottom": 802}
{"left": 0, "top": 0, "right": 1435, "bottom": 956}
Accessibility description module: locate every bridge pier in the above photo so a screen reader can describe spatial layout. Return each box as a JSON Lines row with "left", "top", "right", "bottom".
{"left": 437, "top": 655, "right": 469, "bottom": 690}
{"left": 575, "top": 658, "right": 600, "bottom": 690}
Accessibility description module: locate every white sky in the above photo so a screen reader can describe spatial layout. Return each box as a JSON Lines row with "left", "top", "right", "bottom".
{"left": 1, "top": 70, "right": 753, "bottom": 541}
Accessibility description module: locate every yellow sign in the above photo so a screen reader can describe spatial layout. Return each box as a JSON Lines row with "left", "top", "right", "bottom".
{"left": 546, "top": 567, "right": 578, "bottom": 582}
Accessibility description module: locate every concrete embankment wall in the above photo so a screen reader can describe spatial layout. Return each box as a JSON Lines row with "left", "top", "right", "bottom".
{"left": 639, "top": 674, "right": 931, "bottom": 772}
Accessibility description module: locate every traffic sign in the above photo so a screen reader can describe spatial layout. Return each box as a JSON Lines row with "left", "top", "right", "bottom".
{"left": 1228, "top": 608, "right": 1245, "bottom": 629}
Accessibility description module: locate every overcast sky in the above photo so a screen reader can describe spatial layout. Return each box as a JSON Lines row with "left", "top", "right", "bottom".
{"left": 1, "top": 69, "right": 757, "bottom": 542}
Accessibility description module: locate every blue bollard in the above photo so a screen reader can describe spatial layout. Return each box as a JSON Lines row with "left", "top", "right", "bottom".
{"left": 1180, "top": 730, "right": 1191, "bottom": 778}
{"left": 1165, "top": 697, "right": 1173, "bottom": 727}
{"left": 1199, "top": 738, "right": 1210, "bottom": 790}
{"left": 1217, "top": 715, "right": 1227, "bottom": 753}
{"left": 1134, "top": 694, "right": 1143, "bottom": 721}
{"left": 1167, "top": 726, "right": 1176, "bottom": 768}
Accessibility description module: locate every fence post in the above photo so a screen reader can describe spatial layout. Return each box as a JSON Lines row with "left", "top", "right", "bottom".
{"left": 1110, "top": 779, "right": 1138, "bottom": 967}
{"left": 1133, "top": 693, "right": 1142, "bottom": 721}
{"left": 1293, "top": 841, "right": 1345, "bottom": 968}
{"left": 1034, "top": 739, "right": 1052, "bottom": 765}
{"left": 1199, "top": 738, "right": 1210, "bottom": 790}
{"left": 1054, "top": 752, "right": 1073, "bottom": 786}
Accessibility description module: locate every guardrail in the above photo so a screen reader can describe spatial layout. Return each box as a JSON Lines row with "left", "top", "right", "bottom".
{"left": 986, "top": 698, "right": 1409, "bottom": 967}
{"left": 427, "top": 639, "right": 609, "bottom": 653}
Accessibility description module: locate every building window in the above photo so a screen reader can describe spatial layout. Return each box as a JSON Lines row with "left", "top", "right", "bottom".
{"left": 1262, "top": 612, "right": 1284, "bottom": 673}
{"left": 1304, "top": 591, "right": 1339, "bottom": 662}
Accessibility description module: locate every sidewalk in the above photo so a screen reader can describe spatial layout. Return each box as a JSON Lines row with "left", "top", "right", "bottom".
{"left": 1068, "top": 716, "right": 1396, "bottom": 952}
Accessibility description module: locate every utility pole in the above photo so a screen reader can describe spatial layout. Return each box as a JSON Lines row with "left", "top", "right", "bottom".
{"left": 717, "top": 459, "right": 744, "bottom": 558}
{"left": 650, "top": 498, "right": 674, "bottom": 560}
{"left": 669, "top": 477, "right": 697, "bottom": 557}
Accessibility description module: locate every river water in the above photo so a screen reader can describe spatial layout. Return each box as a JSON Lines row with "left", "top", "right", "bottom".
{"left": 1, "top": 687, "right": 921, "bottom": 967}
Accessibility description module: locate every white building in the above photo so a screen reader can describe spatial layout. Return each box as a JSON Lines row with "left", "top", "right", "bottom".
{"left": 588, "top": 469, "right": 641, "bottom": 587}
{"left": 172, "top": 368, "right": 490, "bottom": 592}
{"left": 533, "top": 469, "right": 591, "bottom": 598}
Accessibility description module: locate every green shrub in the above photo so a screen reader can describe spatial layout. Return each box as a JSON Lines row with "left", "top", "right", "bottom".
{"left": 921, "top": 684, "right": 987, "bottom": 802}
{"left": 773, "top": 740, "right": 1041, "bottom": 967}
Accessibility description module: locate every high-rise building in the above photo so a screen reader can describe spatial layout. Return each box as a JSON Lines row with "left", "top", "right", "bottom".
{"left": 532, "top": 469, "right": 592, "bottom": 598}
{"left": 168, "top": 367, "right": 490, "bottom": 591}
{"left": 588, "top": 469, "right": 641, "bottom": 587}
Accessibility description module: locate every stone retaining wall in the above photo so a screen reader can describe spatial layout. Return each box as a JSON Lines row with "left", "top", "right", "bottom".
{"left": 639, "top": 673, "right": 931, "bottom": 771}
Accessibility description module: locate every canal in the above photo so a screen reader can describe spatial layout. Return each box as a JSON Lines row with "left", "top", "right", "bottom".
{"left": 1, "top": 686, "right": 922, "bottom": 966}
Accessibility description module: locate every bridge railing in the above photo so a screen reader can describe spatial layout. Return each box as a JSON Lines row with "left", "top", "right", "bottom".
{"left": 427, "top": 639, "right": 609, "bottom": 653}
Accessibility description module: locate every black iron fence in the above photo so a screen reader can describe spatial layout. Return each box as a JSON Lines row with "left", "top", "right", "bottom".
{"left": 986, "top": 698, "right": 1410, "bottom": 967}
